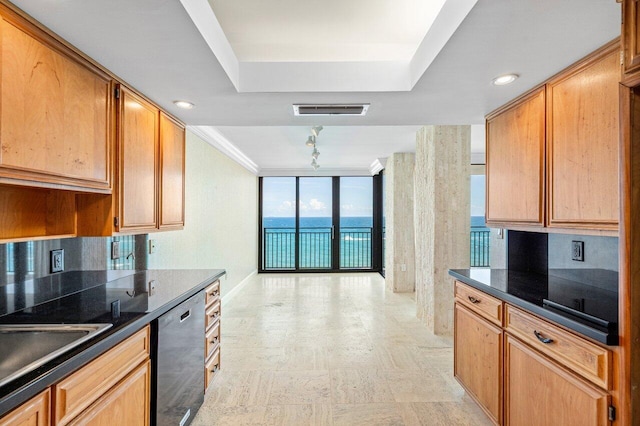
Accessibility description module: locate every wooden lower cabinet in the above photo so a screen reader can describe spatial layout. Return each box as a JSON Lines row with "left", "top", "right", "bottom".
{"left": 505, "top": 335, "right": 610, "bottom": 426}
{"left": 0, "top": 389, "right": 50, "bottom": 426}
{"left": 204, "top": 280, "right": 221, "bottom": 392}
{"left": 68, "top": 360, "right": 150, "bottom": 426}
{"left": 454, "top": 303, "right": 503, "bottom": 425}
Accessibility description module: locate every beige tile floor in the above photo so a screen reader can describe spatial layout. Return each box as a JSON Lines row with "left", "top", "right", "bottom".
{"left": 193, "top": 273, "right": 492, "bottom": 426}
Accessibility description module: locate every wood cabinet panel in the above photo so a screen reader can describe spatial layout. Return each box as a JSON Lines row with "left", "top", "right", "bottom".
{"left": 68, "top": 360, "right": 150, "bottom": 426}
{"left": 454, "top": 303, "right": 502, "bottom": 425}
{"left": 623, "top": 0, "right": 640, "bottom": 85}
{"left": 159, "top": 113, "right": 185, "bottom": 229}
{"left": 0, "top": 389, "right": 50, "bottom": 426}
{"left": 547, "top": 41, "right": 620, "bottom": 230}
{"left": 0, "top": 12, "right": 111, "bottom": 192}
{"left": 54, "top": 326, "right": 150, "bottom": 426}
{"left": 505, "top": 305, "right": 611, "bottom": 390}
{"left": 454, "top": 281, "right": 503, "bottom": 326}
{"left": 486, "top": 87, "right": 545, "bottom": 226}
{"left": 205, "top": 346, "right": 220, "bottom": 392}
{"left": 118, "top": 88, "right": 158, "bottom": 231}
{"left": 505, "top": 335, "right": 610, "bottom": 426}
{"left": 205, "top": 280, "right": 221, "bottom": 307}
{"left": 205, "top": 320, "right": 220, "bottom": 361}
{"left": 205, "top": 300, "right": 221, "bottom": 330}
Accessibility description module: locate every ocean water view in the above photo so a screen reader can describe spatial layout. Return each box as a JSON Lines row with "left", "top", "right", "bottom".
{"left": 262, "top": 216, "right": 490, "bottom": 270}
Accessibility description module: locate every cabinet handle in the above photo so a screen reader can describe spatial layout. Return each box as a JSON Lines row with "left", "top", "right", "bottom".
{"left": 211, "top": 337, "right": 219, "bottom": 344}
{"left": 534, "top": 330, "right": 554, "bottom": 344}
{"left": 468, "top": 296, "right": 481, "bottom": 304}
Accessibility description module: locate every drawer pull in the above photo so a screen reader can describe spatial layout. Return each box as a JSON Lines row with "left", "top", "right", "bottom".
{"left": 534, "top": 330, "right": 554, "bottom": 344}
{"left": 211, "top": 364, "right": 219, "bottom": 373}
{"left": 468, "top": 296, "right": 481, "bottom": 304}
{"left": 210, "top": 337, "right": 219, "bottom": 345}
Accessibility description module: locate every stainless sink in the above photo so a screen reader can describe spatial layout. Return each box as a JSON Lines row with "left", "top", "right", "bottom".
{"left": 0, "top": 323, "right": 112, "bottom": 388}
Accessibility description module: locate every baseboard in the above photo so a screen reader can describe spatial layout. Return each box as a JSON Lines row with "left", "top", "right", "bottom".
{"left": 221, "top": 269, "right": 257, "bottom": 306}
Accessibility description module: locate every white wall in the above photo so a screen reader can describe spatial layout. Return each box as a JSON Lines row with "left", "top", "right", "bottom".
{"left": 148, "top": 131, "right": 258, "bottom": 298}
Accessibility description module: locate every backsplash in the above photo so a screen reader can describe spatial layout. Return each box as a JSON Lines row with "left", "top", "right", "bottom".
{"left": 507, "top": 230, "right": 618, "bottom": 284}
{"left": 0, "top": 235, "right": 148, "bottom": 287}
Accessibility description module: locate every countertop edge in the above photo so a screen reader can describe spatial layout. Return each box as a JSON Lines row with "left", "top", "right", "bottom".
{"left": 0, "top": 269, "right": 226, "bottom": 418}
{"left": 448, "top": 269, "right": 618, "bottom": 347}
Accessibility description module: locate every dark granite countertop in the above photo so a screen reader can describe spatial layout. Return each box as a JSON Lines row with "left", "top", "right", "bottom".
{"left": 0, "top": 268, "right": 226, "bottom": 417}
{"left": 449, "top": 268, "right": 618, "bottom": 346}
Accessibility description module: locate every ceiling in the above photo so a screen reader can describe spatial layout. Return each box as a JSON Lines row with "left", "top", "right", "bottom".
{"left": 209, "top": 0, "right": 445, "bottom": 62}
{"left": 8, "top": 0, "right": 621, "bottom": 174}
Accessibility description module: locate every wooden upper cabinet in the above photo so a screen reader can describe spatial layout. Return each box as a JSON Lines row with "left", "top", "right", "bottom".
{"left": 486, "top": 87, "right": 545, "bottom": 227}
{"left": 118, "top": 87, "right": 159, "bottom": 232}
{"left": 0, "top": 9, "right": 112, "bottom": 192}
{"left": 623, "top": 0, "right": 640, "bottom": 86}
{"left": 546, "top": 41, "right": 620, "bottom": 230}
{"left": 159, "top": 113, "right": 185, "bottom": 229}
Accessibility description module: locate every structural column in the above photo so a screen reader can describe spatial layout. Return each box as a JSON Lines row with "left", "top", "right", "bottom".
{"left": 384, "top": 153, "right": 415, "bottom": 293}
{"left": 414, "top": 126, "right": 470, "bottom": 335}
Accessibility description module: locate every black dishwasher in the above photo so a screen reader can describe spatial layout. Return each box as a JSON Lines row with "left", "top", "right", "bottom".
{"left": 155, "top": 292, "right": 204, "bottom": 426}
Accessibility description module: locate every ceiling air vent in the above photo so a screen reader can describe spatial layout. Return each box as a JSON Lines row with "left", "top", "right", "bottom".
{"left": 293, "top": 104, "right": 370, "bottom": 116}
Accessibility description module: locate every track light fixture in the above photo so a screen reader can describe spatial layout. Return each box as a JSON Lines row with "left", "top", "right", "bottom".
{"left": 305, "top": 136, "right": 316, "bottom": 147}
{"left": 304, "top": 126, "right": 323, "bottom": 170}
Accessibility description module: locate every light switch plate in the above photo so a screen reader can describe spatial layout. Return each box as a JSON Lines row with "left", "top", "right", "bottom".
{"left": 51, "top": 249, "right": 64, "bottom": 273}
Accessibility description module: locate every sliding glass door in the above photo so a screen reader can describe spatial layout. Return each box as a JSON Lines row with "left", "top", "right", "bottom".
{"left": 299, "top": 177, "right": 332, "bottom": 269}
{"left": 260, "top": 176, "right": 381, "bottom": 272}
{"left": 339, "top": 177, "right": 373, "bottom": 269}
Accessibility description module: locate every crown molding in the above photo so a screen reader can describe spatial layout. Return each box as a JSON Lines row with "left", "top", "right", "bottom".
{"left": 188, "top": 126, "right": 259, "bottom": 175}
{"left": 259, "top": 168, "right": 371, "bottom": 177}
{"left": 369, "top": 158, "right": 387, "bottom": 175}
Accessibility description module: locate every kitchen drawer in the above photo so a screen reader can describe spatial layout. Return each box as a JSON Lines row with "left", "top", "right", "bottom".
{"left": 54, "top": 325, "right": 150, "bottom": 426}
{"left": 205, "top": 300, "right": 221, "bottom": 330}
{"left": 454, "top": 281, "right": 503, "bottom": 326}
{"left": 205, "top": 347, "right": 220, "bottom": 392}
{"left": 205, "top": 320, "right": 220, "bottom": 360}
{"left": 505, "top": 305, "right": 611, "bottom": 389}
{"left": 205, "top": 280, "right": 221, "bottom": 307}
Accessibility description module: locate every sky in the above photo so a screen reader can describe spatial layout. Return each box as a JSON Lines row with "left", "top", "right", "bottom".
{"left": 263, "top": 175, "right": 485, "bottom": 218}
{"left": 470, "top": 174, "right": 485, "bottom": 217}
{"left": 262, "top": 176, "right": 373, "bottom": 218}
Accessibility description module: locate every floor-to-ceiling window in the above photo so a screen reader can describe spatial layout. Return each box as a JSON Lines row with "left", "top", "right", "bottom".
{"left": 470, "top": 173, "right": 490, "bottom": 267}
{"left": 259, "top": 176, "right": 382, "bottom": 272}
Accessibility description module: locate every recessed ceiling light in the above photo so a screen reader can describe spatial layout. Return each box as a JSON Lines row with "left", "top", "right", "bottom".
{"left": 174, "top": 100, "right": 195, "bottom": 109}
{"left": 492, "top": 74, "right": 519, "bottom": 86}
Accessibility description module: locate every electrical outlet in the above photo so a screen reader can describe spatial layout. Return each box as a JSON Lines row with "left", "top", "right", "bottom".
{"left": 111, "top": 241, "right": 120, "bottom": 260}
{"left": 572, "top": 240, "right": 584, "bottom": 262}
{"left": 51, "top": 249, "right": 64, "bottom": 273}
{"left": 148, "top": 239, "right": 156, "bottom": 254}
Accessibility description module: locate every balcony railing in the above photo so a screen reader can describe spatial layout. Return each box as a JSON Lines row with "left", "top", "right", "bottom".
{"left": 264, "top": 226, "right": 490, "bottom": 270}
{"left": 263, "top": 227, "right": 372, "bottom": 270}
{"left": 471, "top": 227, "right": 490, "bottom": 267}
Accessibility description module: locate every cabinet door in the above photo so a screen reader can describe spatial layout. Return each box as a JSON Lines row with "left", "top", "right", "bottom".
{"left": 68, "top": 360, "right": 150, "bottom": 426}
{"left": 159, "top": 113, "right": 185, "bottom": 229}
{"left": 623, "top": 0, "right": 640, "bottom": 85}
{"left": 486, "top": 87, "right": 545, "bottom": 227}
{"left": 505, "top": 335, "right": 610, "bottom": 426}
{"left": 0, "top": 11, "right": 111, "bottom": 192}
{"left": 0, "top": 389, "right": 50, "bottom": 426}
{"left": 118, "top": 87, "right": 158, "bottom": 232}
{"left": 454, "top": 303, "right": 502, "bottom": 425}
{"left": 547, "top": 42, "right": 619, "bottom": 230}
